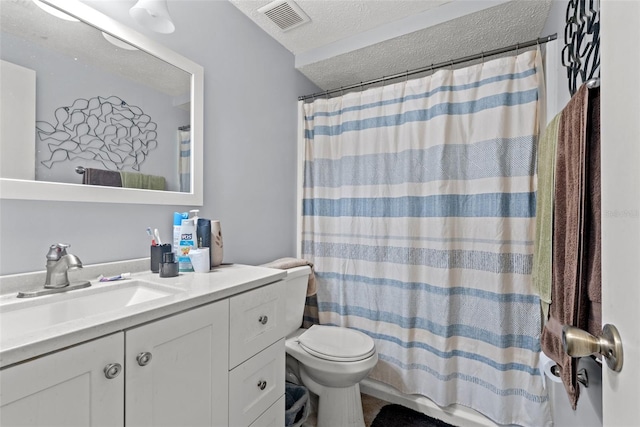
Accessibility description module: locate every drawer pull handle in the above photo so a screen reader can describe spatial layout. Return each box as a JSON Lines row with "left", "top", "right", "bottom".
{"left": 257, "top": 380, "right": 267, "bottom": 390}
{"left": 258, "top": 315, "right": 268, "bottom": 325}
{"left": 137, "top": 352, "right": 153, "bottom": 367}
{"left": 104, "top": 363, "right": 122, "bottom": 379}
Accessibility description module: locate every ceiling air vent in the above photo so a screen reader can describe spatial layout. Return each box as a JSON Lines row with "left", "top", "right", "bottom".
{"left": 258, "top": 0, "right": 310, "bottom": 32}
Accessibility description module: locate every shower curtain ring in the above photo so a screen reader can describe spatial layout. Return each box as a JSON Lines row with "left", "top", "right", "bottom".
{"left": 516, "top": 43, "right": 520, "bottom": 56}
{"left": 325, "top": 90, "right": 329, "bottom": 99}
{"left": 450, "top": 59, "right": 454, "bottom": 70}
{"left": 405, "top": 70, "right": 409, "bottom": 82}
{"left": 481, "top": 51, "right": 484, "bottom": 63}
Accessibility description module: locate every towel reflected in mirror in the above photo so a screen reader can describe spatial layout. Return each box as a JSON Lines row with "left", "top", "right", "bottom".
{"left": 81, "top": 168, "right": 165, "bottom": 191}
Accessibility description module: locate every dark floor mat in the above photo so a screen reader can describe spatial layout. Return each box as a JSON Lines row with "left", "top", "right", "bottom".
{"left": 371, "top": 404, "right": 458, "bottom": 427}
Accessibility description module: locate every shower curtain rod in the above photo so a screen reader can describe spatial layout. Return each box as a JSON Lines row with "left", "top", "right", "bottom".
{"left": 298, "top": 33, "right": 557, "bottom": 101}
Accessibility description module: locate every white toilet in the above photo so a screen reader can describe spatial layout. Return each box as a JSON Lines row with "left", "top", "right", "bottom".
{"left": 283, "top": 266, "right": 378, "bottom": 427}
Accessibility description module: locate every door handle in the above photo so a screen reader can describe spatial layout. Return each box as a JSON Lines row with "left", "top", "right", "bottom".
{"left": 562, "top": 324, "right": 623, "bottom": 372}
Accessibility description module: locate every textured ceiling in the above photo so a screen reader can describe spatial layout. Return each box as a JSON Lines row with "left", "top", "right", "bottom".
{"left": 230, "top": 0, "right": 553, "bottom": 91}
{"left": 229, "top": 0, "right": 452, "bottom": 54}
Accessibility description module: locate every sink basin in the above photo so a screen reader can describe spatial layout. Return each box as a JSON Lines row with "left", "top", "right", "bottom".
{"left": 0, "top": 280, "right": 182, "bottom": 342}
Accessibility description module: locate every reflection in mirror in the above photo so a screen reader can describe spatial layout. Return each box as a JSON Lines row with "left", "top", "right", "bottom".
{"left": 0, "top": 0, "right": 203, "bottom": 205}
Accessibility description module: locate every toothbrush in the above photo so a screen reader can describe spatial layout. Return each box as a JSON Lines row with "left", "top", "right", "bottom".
{"left": 154, "top": 228, "right": 162, "bottom": 245}
{"left": 146, "top": 227, "right": 157, "bottom": 246}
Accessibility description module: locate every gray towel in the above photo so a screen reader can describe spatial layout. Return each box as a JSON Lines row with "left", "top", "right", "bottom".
{"left": 82, "top": 168, "right": 122, "bottom": 187}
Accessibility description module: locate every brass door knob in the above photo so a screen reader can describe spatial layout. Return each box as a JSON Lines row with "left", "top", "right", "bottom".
{"left": 562, "top": 324, "right": 623, "bottom": 372}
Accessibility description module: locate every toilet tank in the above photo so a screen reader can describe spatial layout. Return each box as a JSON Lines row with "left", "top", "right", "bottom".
{"left": 283, "top": 265, "right": 312, "bottom": 336}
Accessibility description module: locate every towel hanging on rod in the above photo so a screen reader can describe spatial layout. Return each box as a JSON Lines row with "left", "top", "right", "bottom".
{"left": 79, "top": 167, "right": 123, "bottom": 187}
{"left": 539, "top": 81, "right": 601, "bottom": 410}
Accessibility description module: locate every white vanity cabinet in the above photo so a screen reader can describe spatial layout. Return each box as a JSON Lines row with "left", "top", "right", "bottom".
{"left": 0, "top": 267, "right": 288, "bottom": 427}
{"left": 126, "top": 300, "right": 229, "bottom": 427}
{"left": 228, "top": 279, "right": 286, "bottom": 427}
{"left": 0, "top": 302, "right": 229, "bottom": 427}
{"left": 0, "top": 333, "right": 125, "bottom": 426}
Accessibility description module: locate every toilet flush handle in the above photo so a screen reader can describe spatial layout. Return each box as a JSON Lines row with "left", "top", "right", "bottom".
{"left": 259, "top": 315, "right": 268, "bottom": 325}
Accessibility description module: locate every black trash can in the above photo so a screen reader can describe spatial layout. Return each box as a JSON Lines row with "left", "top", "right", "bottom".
{"left": 285, "top": 382, "right": 310, "bottom": 427}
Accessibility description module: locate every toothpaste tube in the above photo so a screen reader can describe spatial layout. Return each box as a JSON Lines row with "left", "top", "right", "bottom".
{"left": 99, "top": 273, "right": 131, "bottom": 282}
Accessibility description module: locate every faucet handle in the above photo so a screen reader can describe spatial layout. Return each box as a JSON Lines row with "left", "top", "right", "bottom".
{"left": 46, "top": 243, "right": 71, "bottom": 261}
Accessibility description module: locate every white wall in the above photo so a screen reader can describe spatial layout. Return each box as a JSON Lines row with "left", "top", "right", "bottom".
{"left": 0, "top": 0, "right": 319, "bottom": 275}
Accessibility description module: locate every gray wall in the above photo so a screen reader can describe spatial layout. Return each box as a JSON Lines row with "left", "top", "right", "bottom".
{"left": 0, "top": 0, "right": 319, "bottom": 275}
{"left": 541, "top": 0, "right": 572, "bottom": 111}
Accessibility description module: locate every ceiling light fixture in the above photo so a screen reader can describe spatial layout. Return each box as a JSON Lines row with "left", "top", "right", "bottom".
{"left": 32, "top": 0, "right": 79, "bottom": 22}
{"left": 129, "top": 0, "right": 175, "bottom": 34}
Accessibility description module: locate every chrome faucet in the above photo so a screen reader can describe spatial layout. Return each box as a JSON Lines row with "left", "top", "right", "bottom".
{"left": 17, "top": 243, "right": 91, "bottom": 298}
{"left": 44, "top": 243, "right": 83, "bottom": 288}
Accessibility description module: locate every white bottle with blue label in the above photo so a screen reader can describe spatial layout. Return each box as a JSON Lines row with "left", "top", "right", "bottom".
{"left": 178, "top": 218, "right": 196, "bottom": 272}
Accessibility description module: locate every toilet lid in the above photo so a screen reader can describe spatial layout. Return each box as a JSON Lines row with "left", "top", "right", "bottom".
{"left": 298, "top": 325, "right": 375, "bottom": 362}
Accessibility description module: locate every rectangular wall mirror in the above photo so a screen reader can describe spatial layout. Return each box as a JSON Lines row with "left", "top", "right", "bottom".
{"left": 0, "top": 0, "right": 203, "bottom": 205}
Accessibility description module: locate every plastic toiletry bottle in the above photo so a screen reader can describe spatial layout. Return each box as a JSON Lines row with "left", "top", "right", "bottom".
{"left": 178, "top": 218, "right": 197, "bottom": 272}
{"left": 173, "top": 212, "right": 188, "bottom": 255}
{"left": 197, "top": 218, "right": 211, "bottom": 249}
{"left": 189, "top": 209, "right": 200, "bottom": 240}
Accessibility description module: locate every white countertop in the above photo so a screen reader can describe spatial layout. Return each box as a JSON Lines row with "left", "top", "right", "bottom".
{"left": 0, "top": 263, "right": 286, "bottom": 368}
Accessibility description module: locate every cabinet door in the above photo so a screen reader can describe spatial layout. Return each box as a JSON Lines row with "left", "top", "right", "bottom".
{"left": 0, "top": 333, "right": 124, "bottom": 427}
{"left": 229, "top": 280, "right": 285, "bottom": 368}
{"left": 126, "top": 301, "right": 229, "bottom": 427}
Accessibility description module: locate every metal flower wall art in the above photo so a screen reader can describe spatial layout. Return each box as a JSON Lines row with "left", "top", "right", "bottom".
{"left": 562, "top": 0, "right": 600, "bottom": 96}
{"left": 37, "top": 95, "right": 158, "bottom": 171}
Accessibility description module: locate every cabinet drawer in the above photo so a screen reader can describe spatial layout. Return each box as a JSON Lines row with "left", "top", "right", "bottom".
{"left": 249, "top": 395, "right": 285, "bottom": 427}
{"left": 229, "top": 280, "right": 285, "bottom": 368}
{"left": 229, "top": 339, "right": 285, "bottom": 427}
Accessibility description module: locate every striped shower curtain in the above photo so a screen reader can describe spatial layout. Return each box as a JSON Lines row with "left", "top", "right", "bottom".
{"left": 300, "top": 50, "right": 551, "bottom": 426}
{"left": 179, "top": 128, "right": 190, "bottom": 192}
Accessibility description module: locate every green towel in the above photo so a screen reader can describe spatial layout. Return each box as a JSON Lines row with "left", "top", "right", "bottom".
{"left": 120, "top": 171, "right": 166, "bottom": 191}
{"left": 533, "top": 114, "right": 560, "bottom": 322}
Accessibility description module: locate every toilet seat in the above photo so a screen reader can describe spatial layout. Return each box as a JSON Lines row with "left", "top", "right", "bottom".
{"left": 297, "top": 325, "right": 375, "bottom": 362}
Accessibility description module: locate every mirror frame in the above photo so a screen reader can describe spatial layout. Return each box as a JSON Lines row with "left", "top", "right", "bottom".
{"left": 0, "top": 0, "right": 203, "bottom": 205}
